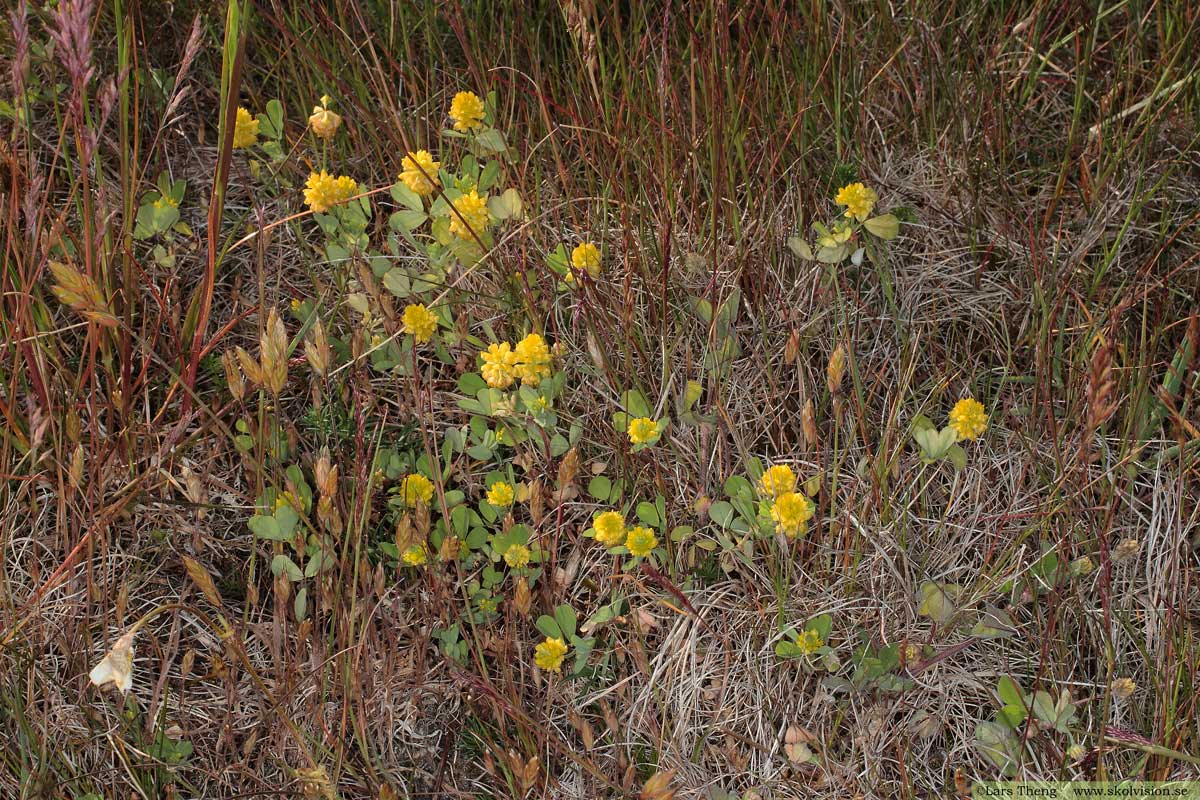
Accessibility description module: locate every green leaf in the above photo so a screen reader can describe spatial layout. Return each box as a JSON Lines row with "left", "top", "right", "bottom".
{"left": 975, "top": 720, "right": 1021, "bottom": 777}
{"left": 535, "top": 615, "right": 562, "bottom": 639}
{"left": 293, "top": 587, "right": 308, "bottom": 620}
{"left": 805, "top": 614, "right": 833, "bottom": 642}
{"left": 1031, "top": 690, "right": 1056, "bottom": 724}
{"left": 270, "top": 554, "right": 302, "bottom": 581}
{"left": 917, "top": 581, "right": 959, "bottom": 624}
{"left": 863, "top": 214, "right": 900, "bottom": 240}
{"left": 248, "top": 514, "right": 282, "bottom": 540}
{"left": 947, "top": 443, "right": 967, "bottom": 471}
{"left": 554, "top": 604, "right": 577, "bottom": 639}
{"left": 708, "top": 501, "right": 735, "bottom": 527}
{"left": 587, "top": 475, "right": 612, "bottom": 501}
{"left": 997, "top": 676, "right": 1024, "bottom": 709}
{"left": 620, "top": 389, "right": 651, "bottom": 419}
{"left": 487, "top": 188, "right": 522, "bottom": 220}
{"left": 636, "top": 501, "right": 662, "bottom": 528}
{"left": 390, "top": 181, "right": 424, "bottom": 212}
{"left": 787, "top": 236, "right": 814, "bottom": 260}
{"left": 389, "top": 209, "right": 427, "bottom": 232}
{"left": 274, "top": 505, "right": 299, "bottom": 536}
{"left": 475, "top": 128, "right": 507, "bottom": 154}
{"left": 816, "top": 243, "right": 849, "bottom": 263}
{"left": 913, "top": 426, "right": 957, "bottom": 461}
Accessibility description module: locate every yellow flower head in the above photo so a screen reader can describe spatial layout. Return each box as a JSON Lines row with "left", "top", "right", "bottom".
{"left": 797, "top": 629, "right": 823, "bottom": 655}
{"left": 233, "top": 107, "right": 259, "bottom": 149}
{"left": 402, "top": 303, "right": 438, "bottom": 343}
{"left": 514, "top": 333, "right": 552, "bottom": 386}
{"left": 627, "top": 417, "right": 658, "bottom": 446}
{"left": 303, "top": 171, "right": 358, "bottom": 214}
{"left": 480, "top": 342, "right": 518, "bottom": 389}
{"left": 771, "top": 491, "right": 815, "bottom": 538}
{"left": 834, "top": 182, "right": 879, "bottom": 222}
{"left": 592, "top": 510, "right": 626, "bottom": 546}
{"left": 758, "top": 464, "right": 797, "bottom": 499}
{"left": 402, "top": 543, "right": 428, "bottom": 567}
{"left": 398, "top": 150, "right": 441, "bottom": 197}
{"left": 449, "top": 90, "right": 486, "bottom": 131}
{"left": 503, "top": 543, "right": 530, "bottom": 569}
{"left": 399, "top": 473, "right": 434, "bottom": 507}
{"left": 534, "top": 636, "right": 568, "bottom": 672}
{"left": 625, "top": 525, "right": 658, "bottom": 557}
{"left": 948, "top": 397, "right": 988, "bottom": 441}
{"left": 487, "top": 481, "right": 515, "bottom": 507}
{"left": 449, "top": 189, "right": 490, "bottom": 240}
{"left": 308, "top": 97, "right": 342, "bottom": 140}
{"left": 571, "top": 242, "right": 602, "bottom": 278}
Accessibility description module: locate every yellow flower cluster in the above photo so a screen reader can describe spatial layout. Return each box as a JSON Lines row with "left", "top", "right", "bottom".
{"left": 303, "top": 171, "right": 358, "bottom": 213}
{"left": 592, "top": 510, "right": 625, "bottom": 546}
{"left": 449, "top": 90, "right": 486, "bottom": 131}
{"left": 758, "top": 464, "right": 797, "bottom": 498}
{"left": 570, "top": 242, "right": 602, "bottom": 278}
{"left": 834, "top": 182, "right": 878, "bottom": 222}
{"left": 233, "top": 107, "right": 259, "bottom": 149}
{"left": 308, "top": 95, "right": 342, "bottom": 140}
{"left": 771, "top": 491, "right": 815, "bottom": 538}
{"left": 534, "top": 636, "right": 568, "bottom": 672}
{"left": 487, "top": 481, "right": 515, "bottom": 507}
{"left": 400, "top": 473, "right": 434, "bottom": 507}
{"left": 503, "top": 543, "right": 530, "bottom": 569}
{"left": 402, "top": 543, "right": 428, "bottom": 567}
{"left": 948, "top": 397, "right": 988, "bottom": 441}
{"left": 796, "top": 629, "right": 823, "bottom": 655}
{"left": 479, "top": 334, "right": 553, "bottom": 389}
{"left": 627, "top": 417, "right": 658, "bottom": 445}
{"left": 625, "top": 525, "right": 657, "bottom": 557}
{"left": 481, "top": 342, "right": 518, "bottom": 389}
{"left": 402, "top": 303, "right": 438, "bottom": 343}
{"left": 513, "top": 333, "right": 552, "bottom": 385}
{"left": 399, "top": 150, "right": 441, "bottom": 197}
{"left": 449, "top": 189, "right": 491, "bottom": 239}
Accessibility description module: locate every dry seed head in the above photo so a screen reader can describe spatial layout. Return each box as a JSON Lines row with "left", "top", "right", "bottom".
{"left": 395, "top": 514, "right": 415, "bottom": 552}
{"left": 528, "top": 479, "right": 545, "bottom": 525}
{"left": 439, "top": 535, "right": 461, "bottom": 561}
{"left": 801, "top": 398, "right": 818, "bottom": 449}
{"left": 222, "top": 350, "right": 246, "bottom": 401}
{"left": 235, "top": 346, "right": 263, "bottom": 387}
{"left": 305, "top": 318, "right": 332, "bottom": 378}
{"left": 513, "top": 576, "right": 532, "bottom": 615}
{"left": 69, "top": 443, "right": 85, "bottom": 487}
{"left": 1113, "top": 537, "right": 1140, "bottom": 562}
{"left": 413, "top": 501, "right": 431, "bottom": 536}
{"left": 260, "top": 308, "right": 289, "bottom": 396}
{"left": 827, "top": 345, "right": 847, "bottom": 394}
{"left": 640, "top": 769, "right": 677, "bottom": 800}
{"left": 558, "top": 447, "right": 581, "bottom": 487}
{"left": 784, "top": 329, "right": 801, "bottom": 364}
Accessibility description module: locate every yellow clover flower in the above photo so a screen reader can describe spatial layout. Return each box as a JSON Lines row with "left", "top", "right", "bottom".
{"left": 627, "top": 417, "right": 658, "bottom": 446}
{"left": 480, "top": 342, "right": 518, "bottom": 389}
{"left": 303, "top": 171, "right": 358, "bottom": 214}
{"left": 487, "top": 481, "right": 515, "bottom": 507}
{"left": 534, "top": 636, "right": 568, "bottom": 672}
{"left": 593, "top": 510, "right": 625, "bottom": 546}
{"left": 308, "top": 95, "right": 342, "bottom": 140}
{"left": 771, "top": 491, "right": 814, "bottom": 538}
{"left": 399, "top": 473, "right": 434, "bottom": 507}
{"left": 625, "top": 525, "right": 658, "bottom": 557}
{"left": 758, "top": 464, "right": 797, "bottom": 499}
{"left": 834, "top": 182, "right": 879, "bottom": 222}
{"left": 514, "top": 333, "right": 553, "bottom": 385}
{"left": 948, "top": 397, "right": 988, "bottom": 441}
{"left": 449, "top": 189, "right": 490, "bottom": 239}
{"left": 449, "top": 90, "right": 486, "bottom": 131}
{"left": 503, "top": 543, "right": 531, "bottom": 569}
{"left": 233, "top": 107, "right": 259, "bottom": 149}
{"left": 402, "top": 543, "right": 428, "bottom": 567}
{"left": 570, "top": 242, "right": 602, "bottom": 278}
{"left": 398, "top": 150, "right": 441, "bottom": 197}
{"left": 797, "top": 629, "right": 823, "bottom": 655}
{"left": 402, "top": 303, "right": 438, "bottom": 343}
